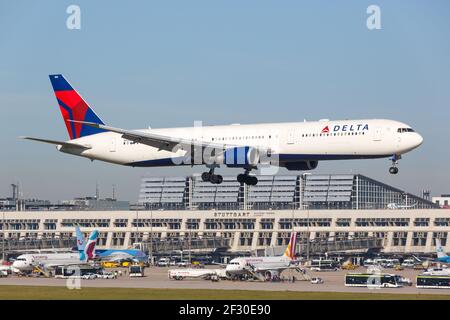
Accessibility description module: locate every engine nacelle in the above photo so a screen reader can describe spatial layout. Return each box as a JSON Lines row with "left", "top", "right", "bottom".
{"left": 222, "top": 146, "right": 260, "bottom": 168}
{"left": 284, "top": 160, "right": 319, "bottom": 171}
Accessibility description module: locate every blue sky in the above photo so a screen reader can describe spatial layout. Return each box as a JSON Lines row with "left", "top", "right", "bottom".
{"left": 0, "top": 1, "right": 449, "bottom": 202}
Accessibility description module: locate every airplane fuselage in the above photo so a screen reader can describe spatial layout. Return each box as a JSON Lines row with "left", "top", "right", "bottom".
{"left": 59, "top": 119, "right": 423, "bottom": 169}
{"left": 12, "top": 253, "right": 83, "bottom": 271}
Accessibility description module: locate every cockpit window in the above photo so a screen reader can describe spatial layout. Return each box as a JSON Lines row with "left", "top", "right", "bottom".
{"left": 397, "top": 128, "right": 415, "bottom": 133}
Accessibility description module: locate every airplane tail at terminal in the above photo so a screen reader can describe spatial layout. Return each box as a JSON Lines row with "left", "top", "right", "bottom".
{"left": 79, "top": 230, "right": 99, "bottom": 262}
{"left": 49, "top": 74, "right": 106, "bottom": 140}
{"left": 75, "top": 226, "right": 85, "bottom": 252}
{"left": 283, "top": 232, "right": 297, "bottom": 260}
{"left": 436, "top": 238, "right": 446, "bottom": 258}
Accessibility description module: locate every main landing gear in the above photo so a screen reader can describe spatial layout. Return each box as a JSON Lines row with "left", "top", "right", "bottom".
{"left": 201, "top": 166, "right": 223, "bottom": 184}
{"left": 237, "top": 168, "right": 258, "bottom": 186}
{"left": 389, "top": 154, "right": 401, "bottom": 175}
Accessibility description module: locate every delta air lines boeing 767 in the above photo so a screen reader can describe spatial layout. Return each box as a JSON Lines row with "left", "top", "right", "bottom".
{"left": 22, "top": 75, "right": 423, "bottom": 185}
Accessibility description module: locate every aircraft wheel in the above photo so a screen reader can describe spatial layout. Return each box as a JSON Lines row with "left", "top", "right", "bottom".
{"left": 389, "top": 167, "right": 399, "bottom": 174}
{"left": 210, "top": 174, "right": 223, "bottom": 184}
{"left": 237, "top": 174, "right": 246, "bottom": 184}
{"left": 201, "top": 172, "right": 211, "bottom": 182}
{"left": 245, "top": 176, "right": 258, "bottom": 186}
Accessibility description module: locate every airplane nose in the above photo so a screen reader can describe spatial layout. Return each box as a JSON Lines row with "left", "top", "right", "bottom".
{"left": 415, "top": 133, "right": 424, "bottom": 147}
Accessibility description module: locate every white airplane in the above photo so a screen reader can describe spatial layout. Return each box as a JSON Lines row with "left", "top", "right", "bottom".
{"left": 387, "top": 202, "right": 418, "bottom": 210}
{"left": 12, "top": 229, "right": 98, "bottom": 273}
{"left": 225, "top": 232, "right": 299, "bottom": 280}
{"left": 22, "top": 74, "right": 423, "bottom": 185}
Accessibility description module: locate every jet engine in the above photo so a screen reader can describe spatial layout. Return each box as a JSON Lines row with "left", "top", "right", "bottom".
{"left": 220, "top": 146, "right": 260, "bottom": 167}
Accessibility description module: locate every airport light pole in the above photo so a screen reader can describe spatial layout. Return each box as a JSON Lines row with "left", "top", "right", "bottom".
{"left": 148, "top": 210, "right": 153, "bottom": 266}
{"left": 187, "top": 221, "right": 191, "bottom": 264}
{"left": 2, "top": 211, "right": 5, "bottom": 263}
{"left": 306, "top": 203, "right": 310, "bottom": 261}
{"left": 301, "top": 173, "right": 311, "bottom": 261}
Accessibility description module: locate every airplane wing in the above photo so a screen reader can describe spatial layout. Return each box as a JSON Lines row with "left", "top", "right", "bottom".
{"left": 20, "top": 137, "right": 92, "bottom": 151}
{"left": 71, "top": 121, "right": 270, "bottom": 167}
{"left": 70, "top": 121, "right": 226, "bottom": 152}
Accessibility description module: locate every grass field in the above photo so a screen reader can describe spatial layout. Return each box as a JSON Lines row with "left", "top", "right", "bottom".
{"left": 0, "top": 285, "right": 450, "bottom": 300}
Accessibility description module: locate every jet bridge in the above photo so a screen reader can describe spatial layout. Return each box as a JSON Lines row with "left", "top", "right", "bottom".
{"left": 261, "top": 237, "right": 383, "bottom": 257}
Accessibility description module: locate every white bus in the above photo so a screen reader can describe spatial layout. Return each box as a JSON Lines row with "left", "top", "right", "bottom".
{"left": 129, "top": 265, "right": 145, "bottom": 277}
{"left": 345, "top": 273, "right": 403, "bottom": 288}
{"left": 310, "top": 259, "right": 339, "bottom": 271}
{"left": 417, "top": 275, "right": 450, "bottom": 289}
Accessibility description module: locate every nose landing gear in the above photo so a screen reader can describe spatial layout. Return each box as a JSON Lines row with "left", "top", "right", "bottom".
{"left": 389, "top": 154, "right": 401, "bottom": 175}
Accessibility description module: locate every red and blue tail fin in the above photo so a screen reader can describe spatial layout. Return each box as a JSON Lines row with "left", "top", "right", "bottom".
{"left": 49, "top": 74, "right": 106, "bottom": 140}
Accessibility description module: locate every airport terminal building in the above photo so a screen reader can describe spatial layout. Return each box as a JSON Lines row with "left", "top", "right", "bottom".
{"left": 1, "top": 174, "right": 448, "bottom": 256}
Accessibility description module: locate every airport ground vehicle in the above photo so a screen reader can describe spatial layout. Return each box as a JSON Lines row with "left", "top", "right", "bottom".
{"left": 422, "top": 267, "right": 450, "bottom": 276}
{"left": 363, "top": 258, "right": 401, "bottom": 268}
{"left": 121, "top": 261, "right": 131, "bottom": 267}
{"left": 310, "top": 259, "right": 339, "bottom": 271}
{"left": 82, "top": 273, "right": 97, "bottom": 280}
{"left": 310, "top": 277, "right": 324, "bottom": 284}
{"left": 101, "top": 261, "right": 120, "bottom": 268}
{"left": 191, "top": 261, "right": 205, "bottom": 268}
{"left": 192, "top": 257, "right": 213, "bottom": 265}
{"left": 0, "top": 266, "right": 12, "bottom": 275}
{"left": 399, "top": 277, "right": 413, "bottom": 286}
{"left": 168, "top": 268, "right": 227, "bottom": 280}
{"left": 414, "top": 263, "right": 427, "bottom": 270}
{"left": 401, "top": 259, "right": 416, "bottom": 268}
{"left": 129, "top": 265, "right": 145, "bottom": 277}
{"left": 210, "top": 274, "right": 220, "bottom": 282}
{"left": 416, "top": 274, "right": 450, "bottom": 289}
{"left": 169, "top": 260, "right": 177, "bottom": 266}
{"left": 341, "top": 262, "right": 358, "bottom": 270}
{"left": 0, "top": 270, "right": 8, "bottom": 277}
{"left": 97, "top": 270, "right": 116, "bottom": 279}
{"left": 176, "top": 260, "right": 189, "bottom": 267}
{"left": 156, "top": 258, "right": 171, "bottom": 267}
{"left": 54, "top": 265, "right": 102, "bottom": 279}
{"left": 345, "top": 273, "right": 403, "bottom": 288}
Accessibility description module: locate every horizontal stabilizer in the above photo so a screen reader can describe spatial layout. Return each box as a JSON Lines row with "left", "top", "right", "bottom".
{"left": 20, "top": 136, "right": 91, "bottom": 150}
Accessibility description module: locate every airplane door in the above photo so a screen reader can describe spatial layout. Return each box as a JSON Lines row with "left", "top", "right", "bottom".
{"left": 372, "top": 127, "right": 383, "bottom": 141}
{"left": 287, "top": 131, "right": 295, "bottom": 144}
{"left": 287, "top": 130, "right": 300, "bottom": 144}
{"left": 109, "top": 138, "right": 117, "bottom": 152}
